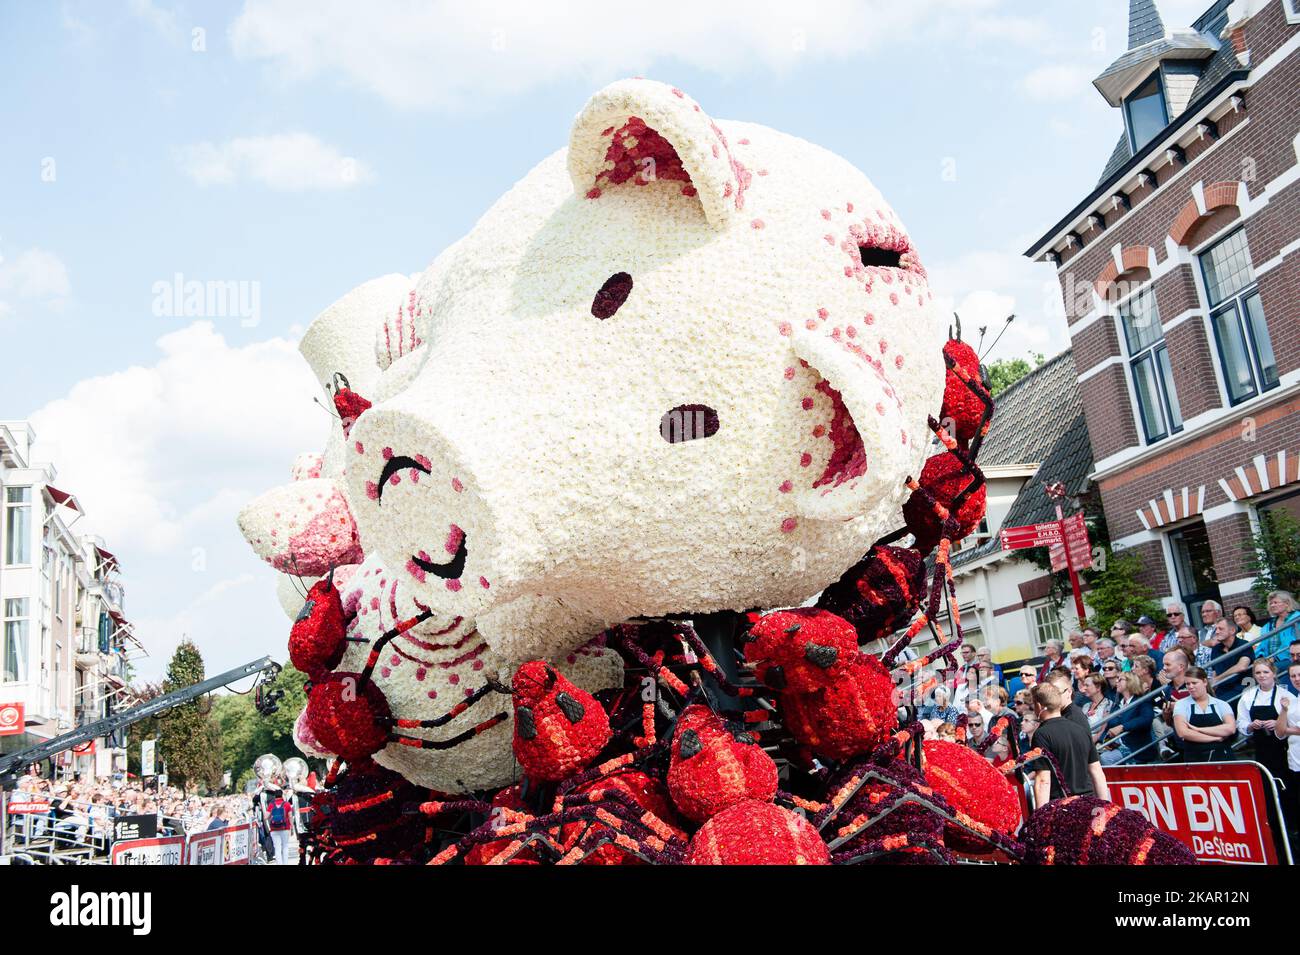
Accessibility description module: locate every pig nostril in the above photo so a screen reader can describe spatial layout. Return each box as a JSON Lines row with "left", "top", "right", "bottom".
{"left": 659, "top": 404, "right": 719, "bottom": 443}
{"left": 591, "top": 272, "right": 633, "bottom": 319}
{"left": 376, "top": 455, "right": 431, "bottom": 502}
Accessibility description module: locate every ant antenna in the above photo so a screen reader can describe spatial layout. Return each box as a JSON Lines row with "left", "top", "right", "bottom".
{"left": 312, "top": 395, "right": 341, "bottom": 420}
{"left": 978, "top": 314, "right": 1015, "bottom": 362}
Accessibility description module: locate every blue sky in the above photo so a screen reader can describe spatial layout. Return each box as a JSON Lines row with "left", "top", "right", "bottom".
{"left": 0, "top": 0, "right": 1217, "bottom": 679}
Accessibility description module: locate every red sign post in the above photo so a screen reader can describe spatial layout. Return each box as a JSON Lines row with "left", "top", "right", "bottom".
{"left": 999, "top": 499, "right": 1090, "bottom": 622}
{"left": 1104, "top": 761, "right": 1290, "bottom": 865}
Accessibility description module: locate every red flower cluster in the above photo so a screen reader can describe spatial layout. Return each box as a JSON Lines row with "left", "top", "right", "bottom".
{"left": 745, "top": 608, "right": 897, "bottom": 760}
{"left": 940, "top": 336, "right": 987, "bottom": 443}
{"left": 305, "top": 673, "right": 392, "bottom": 762}
{"left": 902, "top": 451, "right": 987, "bottom": 553}
{"left": 288, "top": 574, "right": 346, "bottom": 679}
{"left": 667, "top": 705, "right": 777, "bottom": 822}
{"left": 685, "top": 800, "right": 830, "bottom": 865}
{"left": 920, "top": 740, "right": 1022, "bottom": 852}
{"left": 511, "top": 661, "right": 612, "bottom": 782}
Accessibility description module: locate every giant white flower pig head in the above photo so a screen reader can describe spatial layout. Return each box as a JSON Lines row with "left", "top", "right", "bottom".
{"left": 347, "top": 78, "right": 946, "bottom": 628}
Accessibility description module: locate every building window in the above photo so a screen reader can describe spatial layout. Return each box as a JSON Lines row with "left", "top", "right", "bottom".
{"left": 3, "top": 597, "right": 28, "bottom": 683}
{"left": 1200, "top": 228, "right": 1278, "bottom": 404}
{"left": 1124, "top": 72, "right": 1168, "bottom": 151}
{"left": 1119, "top": 287, "right": 1182, "bottom": 443}
{"left": 1031, "top": 601, "right": 1063, "bottom": 652}
{"left": 4, "top": 486, "right": 32, "bottom": 565}
{"left": 1168, "top": 520, "right": 1221, "bottom": 622}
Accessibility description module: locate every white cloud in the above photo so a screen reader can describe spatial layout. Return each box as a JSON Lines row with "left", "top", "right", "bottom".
{"left": 29, "top": 322, "right": 329, "bottom": 676}
{"left": 174, "top": 133, "right": 373, "bottom": 190}
{"left": 230, "top": 0, "right": 1042, "bottom": 111}
{"left": 1019, "top": 64, "right": 1095, "bottom": 102}
{"left": 927, "top": 244, "right": 1068, "bottom": 363}
{"left": 0, "top": 247, "right": 72, "bottom": 304}
{"left": 128, "top": 0, "right": 181, "bottom": 40}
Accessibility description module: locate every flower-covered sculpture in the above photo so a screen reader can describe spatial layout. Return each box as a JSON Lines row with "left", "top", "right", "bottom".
{"left": 240, "top": 76, "right": 948, "bottom": 793}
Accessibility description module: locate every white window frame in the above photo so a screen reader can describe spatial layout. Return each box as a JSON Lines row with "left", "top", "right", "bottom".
{"left": 1115, "top": 283, "right": 1183, "bottom": 445}
{"left": 1030, "top": 600, "right": 1063, "bottom": 653}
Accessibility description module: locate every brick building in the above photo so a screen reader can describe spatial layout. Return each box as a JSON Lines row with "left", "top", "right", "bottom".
{"left": 1025, "top": 0, "right": 1300, "bottom": 619}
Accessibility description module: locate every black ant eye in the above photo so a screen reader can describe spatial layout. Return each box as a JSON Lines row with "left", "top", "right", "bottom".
{"left": 859, "top": 246, "right": 902, "bottom": 268}
{"left": 592, "top": 272, "right": 632, "bottom": 319}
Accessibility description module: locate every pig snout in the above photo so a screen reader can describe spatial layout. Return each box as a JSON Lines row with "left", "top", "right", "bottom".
{"left": 346, "top": 406, "right": 507, "bottom": 617}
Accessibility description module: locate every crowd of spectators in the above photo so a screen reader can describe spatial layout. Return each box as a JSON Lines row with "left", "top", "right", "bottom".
{"left": 905, "top": 589, "right": 1300, "bottom": 824}
{"left": 8, "top": 773, "right": 257, "bottom": 854}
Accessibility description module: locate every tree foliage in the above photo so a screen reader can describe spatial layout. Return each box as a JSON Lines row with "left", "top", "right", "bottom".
{"left": 1245, "top": 507, "right": 1300, "bottom": 607}
{"left": 212, "top": 665, "right": 318, "bottom": 790}
{"left": 155, "top": 640, "right": 222, "bottom": 794}
{"left": 986, "top": 352, "right": 1045, "bottom": 396}
{"left": 1082, "top": 549, "right": 1164, "bottom": 633}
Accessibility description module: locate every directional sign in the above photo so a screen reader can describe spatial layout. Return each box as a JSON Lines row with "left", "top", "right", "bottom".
{"left": 1000, "top": 522, "right": 1063, "bottom": 550}
{"left": 1050, "top": 512, "right": 1093, "bottom": 572}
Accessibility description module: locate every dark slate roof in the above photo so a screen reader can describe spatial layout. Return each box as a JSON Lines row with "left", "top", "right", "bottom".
{"left": 951, "top": 349, "right": 1093, "bottom": 569}
{"left": 1129, "top": 0, "right": 1167, "bottom": 49}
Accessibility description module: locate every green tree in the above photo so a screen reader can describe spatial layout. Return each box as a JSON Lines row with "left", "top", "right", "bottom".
{"left": 1244, "top": 508, "right": 1300, "bottom": 606}
{"left": 985, "top": 352, "right": 1045, "bottom": 396}
{"left": 1082, "top": 549, "right": 1164, "bottom": 632}
{"left": 156, "top": 640, "right": 222, "bottom": 794}
{"left": 213, "top": 666, "right": 318, "bottom": 790}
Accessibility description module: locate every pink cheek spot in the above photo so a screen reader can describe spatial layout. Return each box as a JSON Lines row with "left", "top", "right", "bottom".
{"left": 778, "top": 322, "right": 792, "bottom": 337}
{"left": 354, "top": 441, "right": 364, "bottom": 454}
{"left": 389, "top": 474, "right": 401, "bottom": 486}
{"left": 757, "top": 168, "right": 768, "bottom": 176}
{"left": 738, "top": 138, "right": 750, "bottom": 145}
{"left": 812, "top": 425, "right": 826, "bottom": 438}
{"left": 370, "top": 597, "right": 380, "bottom": 610}
{"left": 416, "top": 668, "right": 427, "bottom": 682}
{"left": 380, "top": 667, "right": 391, "bottom": 679}
{"left": 801, "top": 397, "right": 814, "bottom": 410}
{"left": 448, "top": 674, "right": 460, "bottom": 685}
{"left": 876, "top": 402, "right": 887, "bottom": 416}
{"left": 779, "top": 481, "right": 793, "bottom": 494}
{"left": 389, "top": 654, "right": 400, "bottom": 666}
{"left": 405, "top": 559, "right": 427, "bottom": 584}
{"left": 805, "top": 319, "right": 818, "bottom": 330}
{"left": 817, "top": 308, "right": 829, "bottom": 320}
{"left": 711, "top": 143, "right": 719, "bottom": 158}
{"left": 365, "top": 482, "right": 380, "bottom": 501}
{"left": 783, "top": 367, "right": 795, "bottom": 380}
{"left": 864, "top": 312, "right": 875, "bottom": 325}
{"left": 382, "top": 447, "right": 393, "bottom": 460}
{"left": 890, "top": 293, "right": 899, "bottom": 305}
{"left": 879, "top": 340, "right": 889, "bottom": 354}
{"left": 781, "top": 517, "right": 798, "bottom": 533}
{"left": 586, "top": 187, "right": 602, "bottom": 199}
{"left": 824, "top": 234, "right": 835, "bottom": 245}
{"left": 895, "top": 354, "right": 905, "bottom": 369}
{"left": 846, "top": 201, "right": 854, "bottom": 213}
{"left": 479, "top": 576, "right": 490, "bottom": 590}
{"left": 427, "top": 689, "right": 438, "bottom": 700}
{"left": 445, "top": 524, "right": 464, "bottom": 554}
{"left": 820, "top": 209, "right": 831, "bottom": 220}
{"left": 751, "top": 219, "right": 765, "bottom": 229}
{"left": 472, "top": 660, "right": 484, "bottom": 671}
{"left": 409, "top": 471, "right": 420, "bottom": 483}
{"left": 800, "top": 452, "right": 813, "bottom": 467}
{"left": 846, "top": 326, "right": 857, "bottom": 338}
{"left": 446, "top": 579, "right": 462, "bottom": 592}
{"left": 415, "top": 454, "right": 432, "bottom": 469}
{"left": 451, "top": 477, "right": 464, "bottom": 493}
{"left": 901, "top": 430, "right": 909, "bottom": 445}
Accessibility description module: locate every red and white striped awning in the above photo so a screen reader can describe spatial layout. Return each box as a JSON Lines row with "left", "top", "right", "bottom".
{"left": 1219, "top": 451, "right": 1300, "bottom": 502}
{"left": 1136, "top": 485, "right": 1206, "bottom": 530}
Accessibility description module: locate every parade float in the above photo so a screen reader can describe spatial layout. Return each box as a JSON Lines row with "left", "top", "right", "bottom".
{"left": 237, "top": 78, "right": 1193, "bottom": 865}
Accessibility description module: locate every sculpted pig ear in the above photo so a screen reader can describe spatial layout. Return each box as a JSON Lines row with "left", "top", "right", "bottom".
{"left": 787, "top": 325, "right": 922, "bottom": 523}
{"left": 568, "top": 79, "right": 749, "bottom": 231}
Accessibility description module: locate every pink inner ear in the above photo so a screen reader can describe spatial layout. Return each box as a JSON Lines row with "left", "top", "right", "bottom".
{"left": 812, "top": 379, "right": 868, "bottom": 490}
{"left": 587, "top": 116, "right": 695, "bottom": 199}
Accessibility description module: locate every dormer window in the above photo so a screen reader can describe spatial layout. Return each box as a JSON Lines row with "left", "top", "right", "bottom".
{"left": 1124, "top": 72, "right": 1169, "bottom": 151}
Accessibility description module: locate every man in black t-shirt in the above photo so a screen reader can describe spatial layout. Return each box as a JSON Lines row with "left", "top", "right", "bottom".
{"left": 1044, "top": 668, "right": 1092, "bottom": 736}
{"left": 1027, "top": 683, "right": 1111, "bottom": 805}
{"left": 1207, "top": 617, "right": 1254, "bottom": 700}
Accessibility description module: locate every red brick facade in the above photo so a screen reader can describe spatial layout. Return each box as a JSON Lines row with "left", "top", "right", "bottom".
{"left": 1029, "top": 1, "right": 1300, "bottom": 611}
